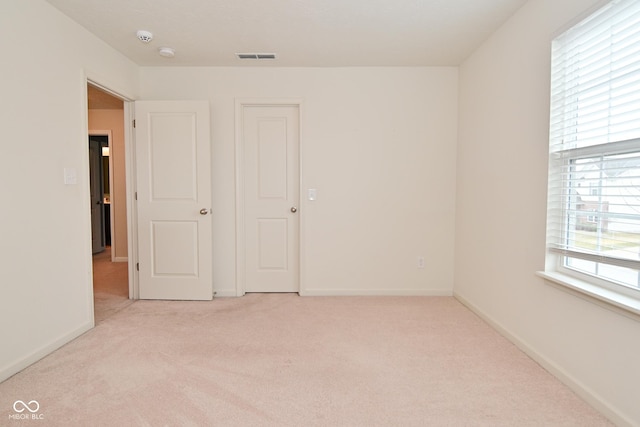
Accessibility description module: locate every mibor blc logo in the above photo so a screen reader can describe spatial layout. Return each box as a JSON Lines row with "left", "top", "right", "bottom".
{"left": 9, "top": 400, "right": 44, "bottom": 420}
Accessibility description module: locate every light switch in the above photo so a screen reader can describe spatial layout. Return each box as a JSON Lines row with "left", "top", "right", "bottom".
{"left": 64, "top": 168, "right": 77, "bottom": 185}
{"left": 308, "top": 188, "right": 317, "bottom": 201}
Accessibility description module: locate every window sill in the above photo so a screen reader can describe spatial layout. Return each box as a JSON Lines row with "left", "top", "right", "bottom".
{"left": 536, "top": 271, "right": 640, "bottom": 321}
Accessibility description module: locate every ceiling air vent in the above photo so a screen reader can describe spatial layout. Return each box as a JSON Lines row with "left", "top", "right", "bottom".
{"left": 236, "top": 53, "right": 277, "bottom": 60}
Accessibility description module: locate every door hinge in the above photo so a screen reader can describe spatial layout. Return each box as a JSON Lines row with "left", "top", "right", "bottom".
{"left": 136, "top": 262, "right": 139, "bottom": 271}
{"left": 135, "top": 192, "right": 138, "bottom": 201}
{"left": 133, "top": 119, "right": 136, "bottom": 128}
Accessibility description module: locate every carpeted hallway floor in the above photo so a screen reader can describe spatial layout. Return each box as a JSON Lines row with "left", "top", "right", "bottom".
{"left": 0, "top": 292, "right": 612, "bottom": 426}
{"left": 92, "top": 247, "right": 133, "bottom": 324}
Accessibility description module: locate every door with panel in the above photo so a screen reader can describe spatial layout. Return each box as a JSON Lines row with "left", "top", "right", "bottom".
{"left": 242, "top": 105, "right": 300, "bottom": 293}
{"left": 135, "top": 100, "right": 213, "bottom": 300}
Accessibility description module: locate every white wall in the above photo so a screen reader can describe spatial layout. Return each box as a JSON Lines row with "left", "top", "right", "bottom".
{"left": 139, "top": 67, "right": 458, "bottom": 296}
{"left": 455, "top": 0, "right": 640, "bottom": 425}
{"left": 0, "top": 1, "right": 138, "bottom": 382}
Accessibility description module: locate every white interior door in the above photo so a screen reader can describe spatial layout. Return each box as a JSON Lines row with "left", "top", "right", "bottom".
{"left": 242, "top": 105, "right": 300, "bottom": 293}
{"left": 135, "top": 101, "right": 213, "bottom": 300}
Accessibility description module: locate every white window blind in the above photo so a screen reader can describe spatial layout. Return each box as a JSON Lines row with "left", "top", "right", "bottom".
{"left": 547, "top": 0, "right": 640, "bottom": 290}
{"left": 550, "top": 0, "right": 640, "bottom": 152}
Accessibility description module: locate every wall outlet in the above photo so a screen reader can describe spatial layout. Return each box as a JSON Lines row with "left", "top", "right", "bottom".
{"left": 417, "top": 256, "right": 425, "bottom": 269}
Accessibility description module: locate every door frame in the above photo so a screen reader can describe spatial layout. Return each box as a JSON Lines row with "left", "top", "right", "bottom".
{"left": 84, "top": 74, "right": 138, "bottom": 301}
{"left": 234, "top": 98, "right": 305, "bottom": 296}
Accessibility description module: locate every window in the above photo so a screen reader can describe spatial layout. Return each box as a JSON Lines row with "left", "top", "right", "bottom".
{"left": 545, "top": 0, "right": 640, "bottom": 297}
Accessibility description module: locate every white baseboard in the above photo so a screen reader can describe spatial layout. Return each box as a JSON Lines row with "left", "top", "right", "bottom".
{"left": 453, "top": 291, "right": 634, "bottom": 427}
{"left": 112, "top": 257, "right": 128, "bottom": 263}
{"left": 0, "top": 321, "right": 93, "bottom": 384}
{"left": 218, "top": 288, "right": 454, "bottom": 297}
{"left": 300, "top": 289, "right": 453, "bottom": 297}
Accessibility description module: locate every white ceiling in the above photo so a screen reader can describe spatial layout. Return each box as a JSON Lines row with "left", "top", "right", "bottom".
{"left": 46, "top": 0, "right": 527, "bottom": 67}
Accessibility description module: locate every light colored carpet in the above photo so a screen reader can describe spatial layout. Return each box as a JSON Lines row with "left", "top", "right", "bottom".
{"left": 92, "top": 247, "right": 133, "bottom": 324}
{"left": 0, "top": 294, "right": 612, "bottom": 426}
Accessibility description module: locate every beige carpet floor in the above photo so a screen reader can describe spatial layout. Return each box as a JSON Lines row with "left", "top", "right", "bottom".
{"left": 0, "top": 294, "right": 612, "bottom": 426}
{"left": 92, "top": 247, "right": 133, "bottom": 324}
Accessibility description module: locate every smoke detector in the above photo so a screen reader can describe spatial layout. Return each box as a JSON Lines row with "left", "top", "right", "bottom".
{"left": 158, "top": 47, "right": 175, "bottom": 58}
{"left": 136, "top": 30, "right": 153, "bottom": 43}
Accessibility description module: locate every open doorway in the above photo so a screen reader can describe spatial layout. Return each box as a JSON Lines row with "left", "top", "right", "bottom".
{"left": 87, "top": 83, "right": 132, "bottom": 323}
{"left": 89, "top": 134, "right": 108, "bottom": 254}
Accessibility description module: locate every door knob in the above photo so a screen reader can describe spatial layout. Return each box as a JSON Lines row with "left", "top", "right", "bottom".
{"left": 290, "top": 207, "right": 297, "bottom": 213}
{"left": 200, "top": 208, "right": 209, "bottom": 215}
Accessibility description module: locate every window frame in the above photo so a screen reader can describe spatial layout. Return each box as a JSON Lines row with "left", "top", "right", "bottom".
{"left": 541, "top": 0, "right": 640, "bottom": 316}
{"left": 545, "top": 138, "right": 640, "bottom": 312}
{"left": 549, "top": 139, "right": 640, "bottom": 274}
